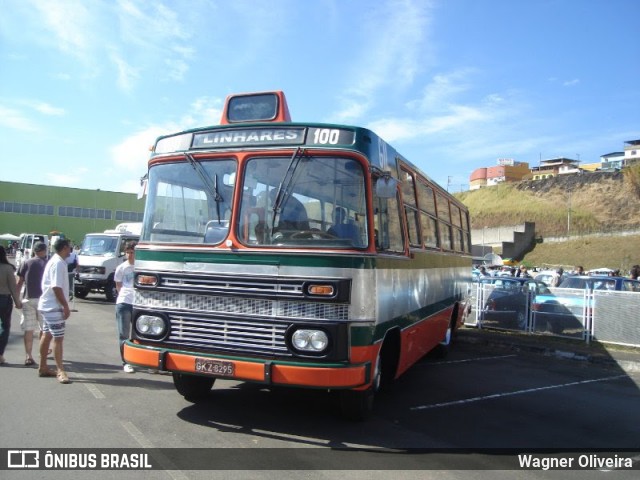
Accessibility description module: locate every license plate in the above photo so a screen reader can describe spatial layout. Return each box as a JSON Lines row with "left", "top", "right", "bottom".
{"left": 194, "top": 358, "right": 235, "bottom": 377}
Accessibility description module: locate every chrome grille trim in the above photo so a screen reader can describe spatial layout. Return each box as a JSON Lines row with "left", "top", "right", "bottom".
{"left": 156, "top": 273, "right": 304, "bottom": 297}
{"left": 135, "top": 290, "right": 349, "bottom": 321}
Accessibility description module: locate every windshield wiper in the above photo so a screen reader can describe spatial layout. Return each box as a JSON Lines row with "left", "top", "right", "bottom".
{"left": 185, "top": 153, "right": 224, "bottom": 224}
{"left": 271, "top": 147, "right": 304, "bottom": 231}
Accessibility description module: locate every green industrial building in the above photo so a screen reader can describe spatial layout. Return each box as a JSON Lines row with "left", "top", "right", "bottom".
{"left": 0, "top": 181, "right": 144, "bottom": 245}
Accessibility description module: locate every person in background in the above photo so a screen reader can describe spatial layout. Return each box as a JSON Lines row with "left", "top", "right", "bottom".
{"left": 65, "top": 242, "right": 78, "bottom": 293}
{"left": 550, "top": 267, "right": 564, "bottom": 287}
{"left": 629, "top": 265, "right": 639, "bottom": 280}
{"left": 518, "top": 265, "right": 532, "bottom": 278}
{"left": 38, "top": 238, "right": 72, "bottom": 383}
{"left": 574, "top": 265, "right": 585, "bottom": 276}
{"left": 15, "top": 242, "right": 47, "bottom": 366}
{"left": 0, "top": 246, "right": 23, "bottom": 365}
{"left": 115, "top": 240, "right": 137, "bottom": 373}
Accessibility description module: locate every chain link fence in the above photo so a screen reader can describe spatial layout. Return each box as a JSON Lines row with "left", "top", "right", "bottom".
{"left": 465, "top": 283, "right": 640, "bottom": 348}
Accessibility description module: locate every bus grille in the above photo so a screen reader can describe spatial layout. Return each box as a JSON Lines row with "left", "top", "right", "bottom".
{"left": 168, "top": 315, "right": 289, "bottom": 355}
{"left": 135, "top": 290, "right": 349, "bottom": 355}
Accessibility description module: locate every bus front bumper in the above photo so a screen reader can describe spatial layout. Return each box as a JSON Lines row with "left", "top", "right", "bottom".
{"left": 123, "top": 341, "right": 371, "bottom": 389}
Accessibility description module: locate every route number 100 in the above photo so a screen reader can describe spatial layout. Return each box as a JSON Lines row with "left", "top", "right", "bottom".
{"left": 312, "top": 129, "right": 340, "bottom": 145}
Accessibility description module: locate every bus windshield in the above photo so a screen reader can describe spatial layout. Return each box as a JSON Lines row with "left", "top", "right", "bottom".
{"left": 141, "top": 159, "right": 237, "bottom": 244}
{"left": 238, "top": 155, "right": 367, "bottom": 248}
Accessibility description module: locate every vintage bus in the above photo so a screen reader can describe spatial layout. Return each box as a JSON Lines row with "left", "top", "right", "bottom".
{"left": 124, "top": 91, "right": 472, "bottom": 420}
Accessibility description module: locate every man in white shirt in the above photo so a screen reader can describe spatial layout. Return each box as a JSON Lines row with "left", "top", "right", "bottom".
{"left": 38, "top": 238, "right": 72, "bottom": 384}
{"left": 115, "top": 241, "right": 137, "bottom": 373}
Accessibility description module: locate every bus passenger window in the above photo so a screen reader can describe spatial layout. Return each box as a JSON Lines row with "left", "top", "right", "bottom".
{"left": 374, "top": 195, "right": 404, "bottom": 253}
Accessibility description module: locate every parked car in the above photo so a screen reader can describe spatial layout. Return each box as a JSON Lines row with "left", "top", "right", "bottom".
{"left": 532, "top": 276, "right": 640, "bottom": 334}
{"left": 534, "top": 269, "right": 565, "bottom": 287}
{"left": 480, "top": 277, "right": 550, "bottom": 330}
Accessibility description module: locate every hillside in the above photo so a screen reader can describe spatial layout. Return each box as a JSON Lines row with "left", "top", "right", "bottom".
{"left": 455, "top": 169, "right": 640, "bottom": 237}
{"left": 454, "top": 166, "right": 640, "bottom": 271}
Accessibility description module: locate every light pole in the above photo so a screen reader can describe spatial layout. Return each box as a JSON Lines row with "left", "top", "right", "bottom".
{"left": 567, "top": 189, "right": 571, "bottom": 238}
{"left": 482, "top": 226, "right": 486, "bottom": 256}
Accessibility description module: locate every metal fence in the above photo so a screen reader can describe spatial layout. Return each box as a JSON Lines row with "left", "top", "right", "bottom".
{"left": 465, "top": 283, "right": 640, "bottom": 348}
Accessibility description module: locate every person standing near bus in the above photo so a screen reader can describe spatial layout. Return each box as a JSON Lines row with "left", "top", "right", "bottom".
{"left": 38, "top": 238, "right": 72, "bottom": 383}
{"left": 15, "top": 242, "right": 47, "bottom": 366}
{"left": 0, "top": 245, "right": 23, "bottom": 365}
{"left": 115, "top": 241, "right": 137, "bottom": 373}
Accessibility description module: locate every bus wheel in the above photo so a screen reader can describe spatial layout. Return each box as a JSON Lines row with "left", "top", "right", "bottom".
{"left": 433, "top": 326, "right": 453, "bottom": 358}
{"left": 340, "top": 349, "right": 381, "bottom": 421}
{"left": 105, "top": 281, "right": 117, "bottom": 302}
{"left": 339, "top": 388, "right": 374, "bottom": 421}
{"left": 172, "top": 373, "right": 215, "bottom": 402}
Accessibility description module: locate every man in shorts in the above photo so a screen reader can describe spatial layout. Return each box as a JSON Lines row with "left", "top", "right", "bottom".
{"left": 15, "top": 241, "right": 48, "bottom": 366}
{"left": 38, "top": 238, "right": 72, "bottom": 384}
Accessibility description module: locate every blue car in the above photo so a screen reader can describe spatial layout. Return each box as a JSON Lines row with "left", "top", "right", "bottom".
{"left": 532, "top": 276, "right": 640, "bottom": 334}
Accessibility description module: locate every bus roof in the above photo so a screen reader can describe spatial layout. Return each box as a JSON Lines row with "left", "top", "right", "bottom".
{"left": 149, "top": 91, "right": 459, "bottom": 206}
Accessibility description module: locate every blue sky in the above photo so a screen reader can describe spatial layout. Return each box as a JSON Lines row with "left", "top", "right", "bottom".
{"left": 1, "top": 0, "right": 638, "bottom": 194}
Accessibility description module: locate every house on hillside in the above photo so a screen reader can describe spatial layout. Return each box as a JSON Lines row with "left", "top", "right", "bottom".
{"left": 469, "top": 158, "right": 530, "bottom": 190}
{"left": 624, "top": 139, "right": 640, "bottom": 166}
{"left": 530, "top": 157, "right": 580, "bottom": 180}
{"left": 599, "top": 152, "right": 625, "bottom": 171}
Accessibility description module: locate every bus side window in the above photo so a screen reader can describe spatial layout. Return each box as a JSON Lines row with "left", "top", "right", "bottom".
{"left": 374, "top": 194, "right": 404, "bottom": 253}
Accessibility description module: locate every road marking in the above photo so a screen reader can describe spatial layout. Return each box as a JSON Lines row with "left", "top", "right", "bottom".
{"left": 121, "top": 421, "right": 188, "bottom": 480}
{"left": 411, "top": 374, "right": 628, "bottom": 411}
{"left": 426, "top": 354, "right": 517, "bottom": 365}
{"left": 74, "top": 373, "right": 106, "bottom": 399}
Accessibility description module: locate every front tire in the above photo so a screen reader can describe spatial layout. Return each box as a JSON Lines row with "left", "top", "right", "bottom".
{"left": 74, "top": 286, "right": 89, "bottom": 299}
{"left": 105, "top": 280, "right": 117, "bottom": 302}
{"left": 172, "top": 373, "right": 215, "bottom": 402}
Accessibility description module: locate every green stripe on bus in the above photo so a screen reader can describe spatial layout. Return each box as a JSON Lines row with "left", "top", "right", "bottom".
{"left": 135, "top": 249, "right": 470, "bottom": 270}
{"left": 350, "top": 295, "right": 461, "bottom": 346}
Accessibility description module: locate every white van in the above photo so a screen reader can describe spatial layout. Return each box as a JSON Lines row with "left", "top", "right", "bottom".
{"left": 15, "top": 233, "right": 49, "bottom": 270}
{"left": 74, "top": 223, "right": 141, "bottom": 302}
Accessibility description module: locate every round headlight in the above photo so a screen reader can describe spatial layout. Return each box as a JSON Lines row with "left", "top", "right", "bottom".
{"left": 310, "top": 331, "right": 328, "bottom": 350}
{"left": 292, "top": 329, "right": 328, "bottom": 352}
{"left": 136, "top": 315, "right": 166, "bottom": 337}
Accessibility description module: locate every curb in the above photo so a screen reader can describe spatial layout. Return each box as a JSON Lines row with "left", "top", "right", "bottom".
{"left": 456, "top": 328, "right": 640, "bottom": 373}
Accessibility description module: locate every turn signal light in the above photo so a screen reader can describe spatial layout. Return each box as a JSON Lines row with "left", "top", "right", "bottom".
{"left": 308, "top": 285, "right": 334, "bottom": 296}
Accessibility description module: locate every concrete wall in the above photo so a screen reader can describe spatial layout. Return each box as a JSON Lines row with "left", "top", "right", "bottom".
{"left": 470, "top": 222, "right": 535, "bottom": 261}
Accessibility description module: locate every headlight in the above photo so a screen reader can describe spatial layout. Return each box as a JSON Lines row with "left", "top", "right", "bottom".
{"left": 292, "top": 329, "right": 329, "bottom": 352}
{"left": 136, "top": 315, "right": 167, "bottom": 337}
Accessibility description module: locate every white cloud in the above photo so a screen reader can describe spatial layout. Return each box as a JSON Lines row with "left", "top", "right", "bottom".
{"left": 32, "top": 102, "right": 65, "bottom": 116}
{"left": 30, "top": 0, "right": 94, "bottom": 61}
{"left": 563, "top": 79, "right": 580, "bottom": 87}
{"left": 110, "top": 51, "right": 140, "bottom": 93}
{"left": 108, "top": 96, "right": 225, "bottom": 193}
{"left": 0, "top": 105, "right": 38, "bottom": 132}
{"left": 332, "top": 0, "right": 433, "bottom": 122}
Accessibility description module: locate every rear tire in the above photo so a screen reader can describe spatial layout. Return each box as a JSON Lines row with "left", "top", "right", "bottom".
{"left": 172, "top": 373, "right": 215, "bottom": 402}
{"left": 432, "top": 326, "right": 452, "bottom": 358}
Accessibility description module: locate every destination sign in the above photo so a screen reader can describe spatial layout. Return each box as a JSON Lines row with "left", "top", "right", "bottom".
{"left": 193, "top": 128, "right": 305, "bottom": 148}
{"left": 191, "top": 127, "right": 355, "bottom": 149}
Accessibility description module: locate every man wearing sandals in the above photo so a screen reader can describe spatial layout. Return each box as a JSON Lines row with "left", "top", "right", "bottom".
{"left": 15, "top": 242, "right": 47, "bottom": 366}
{"left": 37, "top": 238, "right": 72, "bottom": 384}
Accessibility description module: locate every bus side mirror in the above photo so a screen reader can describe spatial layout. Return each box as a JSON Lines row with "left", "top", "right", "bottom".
{"left": 375, "top": 176, "right": 398, "bottom": 198}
